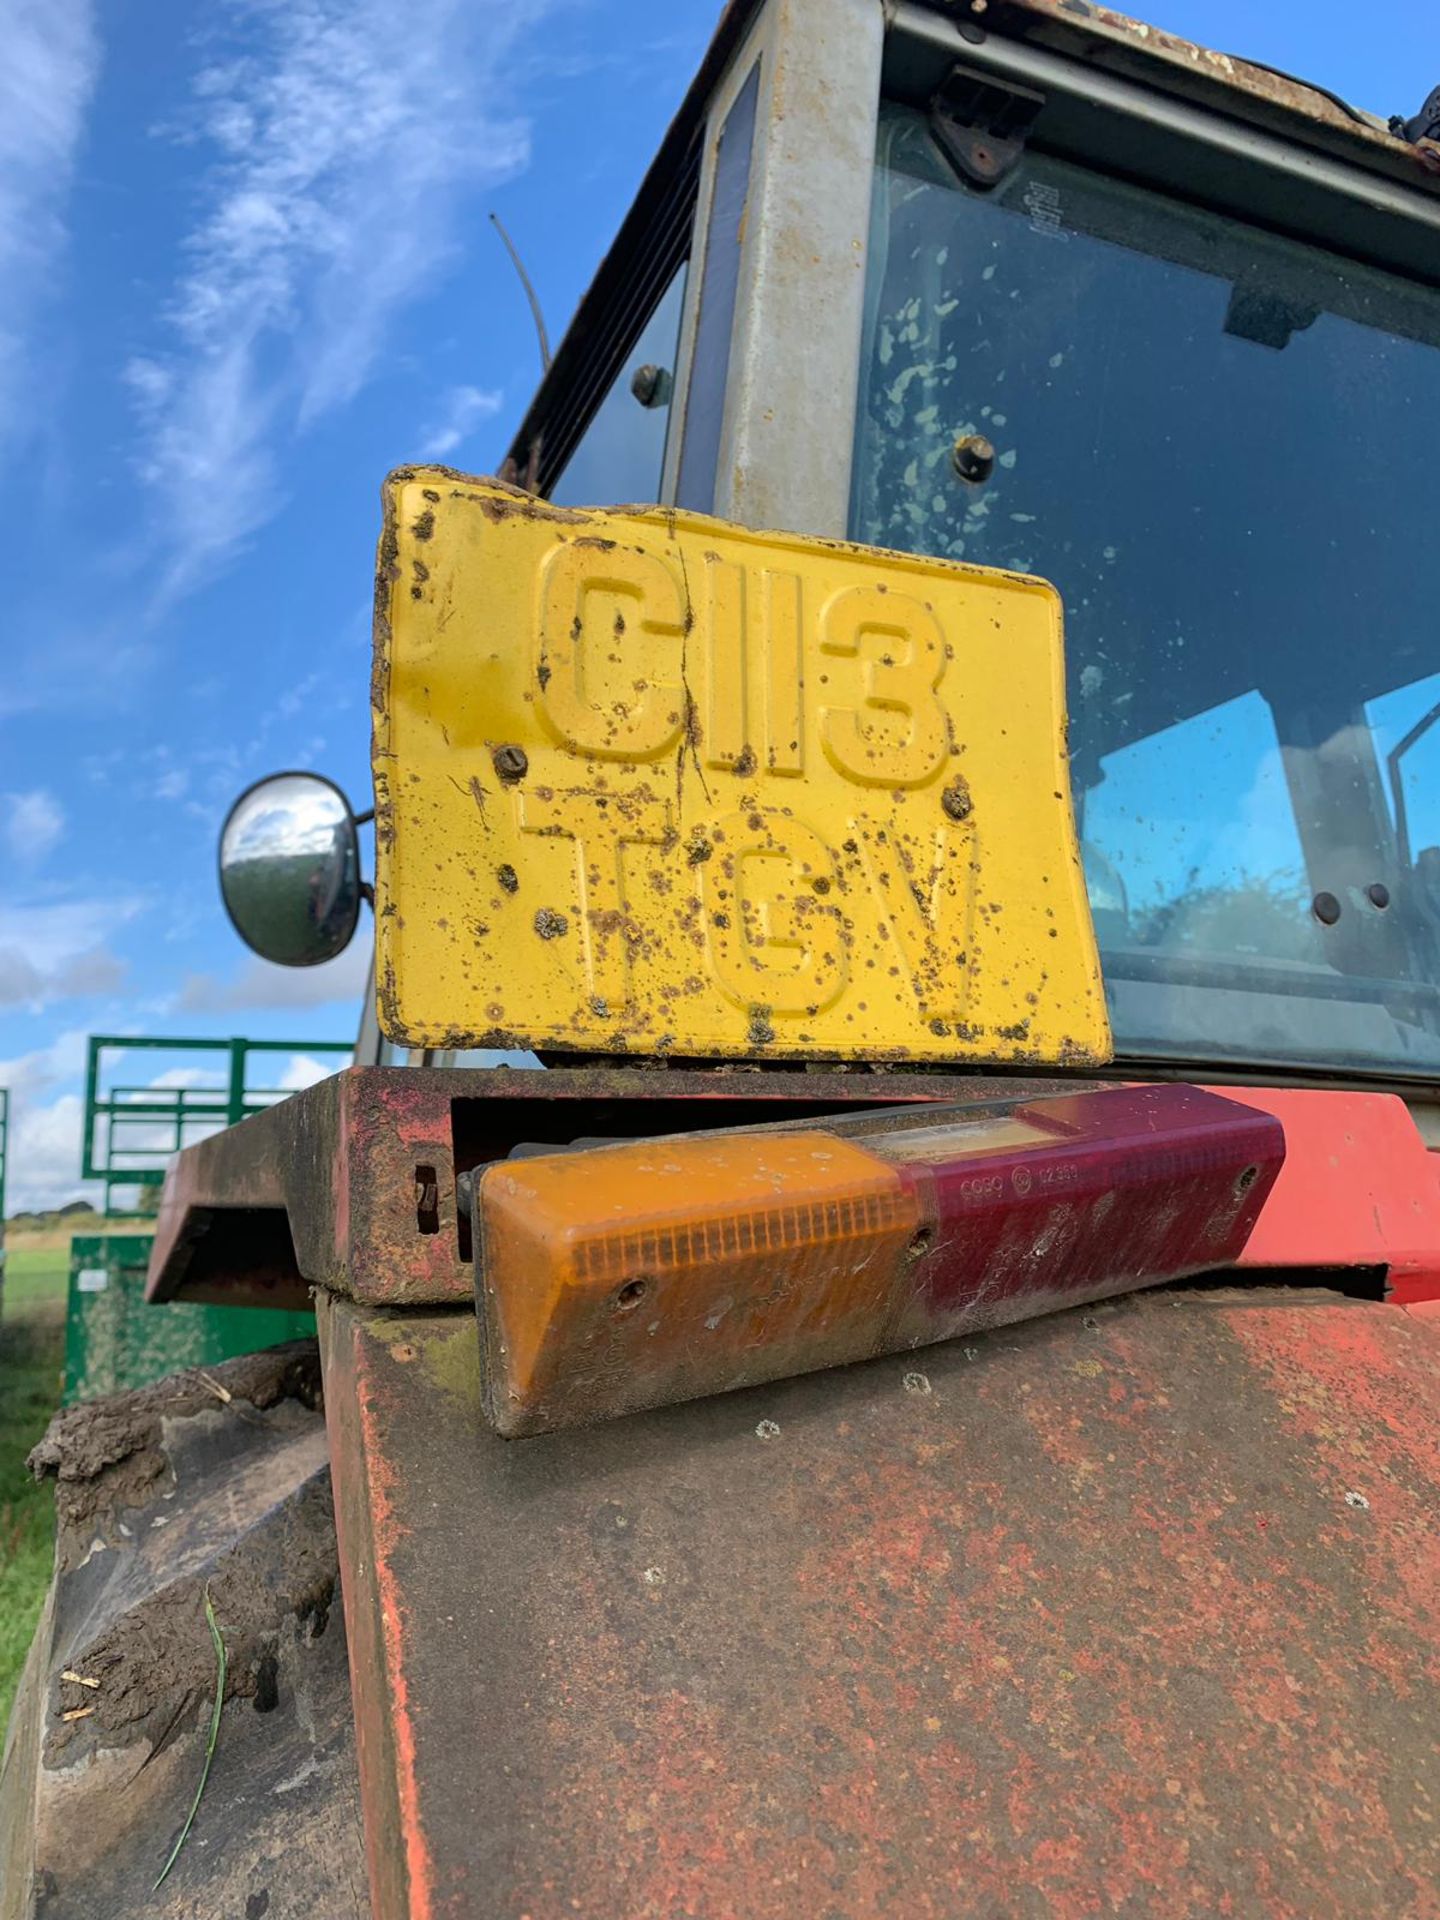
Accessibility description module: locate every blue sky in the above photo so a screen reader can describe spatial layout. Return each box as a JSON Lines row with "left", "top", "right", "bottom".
{"left": 0, "top": 0, "right": 1430, "bottom": 1210}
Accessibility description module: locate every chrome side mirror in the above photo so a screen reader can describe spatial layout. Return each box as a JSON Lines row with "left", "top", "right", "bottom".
{"left": 219, "top": 773, "right": 365, "bottom": 967}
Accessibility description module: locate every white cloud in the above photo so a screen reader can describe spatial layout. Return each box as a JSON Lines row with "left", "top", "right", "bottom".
{"left": 275, "top": 671, "right": 323, "bottom": 721}
{"left": 154, "top": 767, "right": 190, "bottom": 801}
{"left": 0, "top": 1029, "right": 96, "bottom": 1214}
{"left": 419, "top": 383, "right": 503, "bottom": 458}
{"left": 0, "top": 0, "right": 100, "bottom": 447}
{"left": 0, "top": 1027, "right": 91, "bottom": 1103}
{"left": 131, "top": 0, "right": 547, "bottom": 597}
{"left": 148, "top": 1065, "right": 227, "bottom": 1090}
{"left": 278, "top": 1051, "right": 341, "bottom": 1091}
{"left": 5, "top": 1092, "right": 97, "bottom": 1215}
{"left": 123, "top": 356, "right": 172, "bottom": 406}
{"left": 0, "top": 946, "right": 124, "bottom": 1005}
{"left": 3, "top": 788, "right": 66, "bottom": 866}
{"left": 0, "top": 897, "right": 140, "bottom": 1010}
{"left": 176, "top": 936, "right": 370, "bottom": 1013}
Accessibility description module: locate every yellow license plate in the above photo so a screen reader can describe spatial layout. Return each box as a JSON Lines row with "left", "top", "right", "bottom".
{"left": 372, "top": 471, "right": 1110, "bottom": 1065}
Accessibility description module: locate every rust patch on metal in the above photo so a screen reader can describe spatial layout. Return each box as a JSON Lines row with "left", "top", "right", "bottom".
{"left": 996, "top": 0, "right": 1435, "bottom": 182}
{"left": 318, "top": 1299, "right": 432, "bottom": 1920}
{"left": 490, "top": 743, "right": 528, "bottom": 784}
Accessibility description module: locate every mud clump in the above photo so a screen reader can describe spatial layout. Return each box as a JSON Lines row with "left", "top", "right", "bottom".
{"left": 29, "top": 1341, "right": 321, "bottom": 1541}
{"left": 29, "top": 1341, "right": 335, "bottom": 1766}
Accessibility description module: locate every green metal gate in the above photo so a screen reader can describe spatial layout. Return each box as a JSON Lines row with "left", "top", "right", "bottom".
{"left": 63, "top": 1234, "right": 323, "bottom": 1403}
{"left": 81, "top": 1034, "right": 351, "bottom": 1216}
{"left": 63, "top": 1035, "right": 350, "bottom": 1401}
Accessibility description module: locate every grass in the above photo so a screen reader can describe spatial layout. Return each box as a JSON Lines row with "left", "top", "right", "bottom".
{"left": 153, "top": 1587, "right": 226, "bottom": 1891}
{"left": 0, "top": 1241, "right": 69, "bottom": 1732}
{"left": 5, "top": 1244, "right": 77, "bottom": 1310}
{"left": 5, "top": 1213, "right": 117, "bottom": 1257}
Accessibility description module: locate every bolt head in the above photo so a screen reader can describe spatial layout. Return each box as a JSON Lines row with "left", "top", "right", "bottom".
{"left": 1312, "top": 890, "right": 1342, "bottom": 926}
{"left": 952, "top": 433, "right": 996, "bottom": 483}
{"left": 630, "top": 363, "right": 672, "bottom": 410}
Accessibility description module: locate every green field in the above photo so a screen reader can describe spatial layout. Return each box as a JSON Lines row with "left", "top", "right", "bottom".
{"left": 4, "top": 1244, "right": 75, "bottom": 1310}
{"left": 0, "top": 1244, "right": 68, "bottom": 1730}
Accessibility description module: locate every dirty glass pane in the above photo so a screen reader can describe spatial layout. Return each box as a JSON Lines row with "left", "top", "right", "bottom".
{"left": 550, "top": 265, "right": 687, "bottom": 508}
{"left": 677, "top": 61, "right": 760, "bottom": 513}
{"left": 853, "top": 104, "right": 1440, "bottom": 1077}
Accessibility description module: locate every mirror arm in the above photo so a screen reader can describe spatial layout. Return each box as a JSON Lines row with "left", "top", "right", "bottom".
{"left": 353, "top": 807, "right": 375, "bottom": 828}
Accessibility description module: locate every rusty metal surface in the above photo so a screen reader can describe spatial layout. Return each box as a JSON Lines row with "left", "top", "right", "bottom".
{"left": 148, "top": 1062, "right": 1085, "bottom": 1311}
{"left": 320, "top": 1287, "right": 1440, "bottom": 1920}
{"left": 0, "top": 1343, "right": 366, "bottom": 1920}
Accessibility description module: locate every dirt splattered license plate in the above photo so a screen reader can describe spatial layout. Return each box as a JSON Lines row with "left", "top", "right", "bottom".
{"left": 371, "top": 471, "right": 1109, "bottom": 1064}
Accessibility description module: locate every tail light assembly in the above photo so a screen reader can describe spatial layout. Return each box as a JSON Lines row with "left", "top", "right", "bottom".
{"left": 472, "top": 1083, "right": 1284, "bottom": 1435}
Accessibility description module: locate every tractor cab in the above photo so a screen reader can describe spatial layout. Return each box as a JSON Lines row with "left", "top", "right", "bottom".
{"left": 503, "top": 0, "right": 1440, "bottom": 1091}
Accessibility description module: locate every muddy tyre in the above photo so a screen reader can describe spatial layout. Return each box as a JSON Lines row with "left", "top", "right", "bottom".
{"left": 0, "top": 1343, "right": 367, "bottom": 1920}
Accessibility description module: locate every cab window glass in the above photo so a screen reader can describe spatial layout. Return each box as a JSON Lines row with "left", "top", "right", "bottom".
{"left": 551, "top": 266, "right": 687, "bottom": 507}
{"left": 853, "top": 103, "right": 1440, "bottom": 1075}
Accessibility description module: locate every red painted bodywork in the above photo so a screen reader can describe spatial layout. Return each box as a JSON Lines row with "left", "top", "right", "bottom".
{"left": 140, "top": 1050, "right": 1440, "bottom": 1920}
{"left": 1211, "top": 1087, "right": 1440, "bottom": 1304}
{"left": 318, "top": 1286, "right": 1440, "bottom": 1919}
